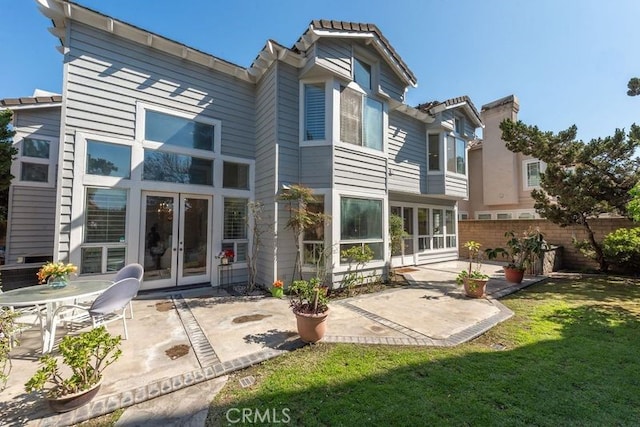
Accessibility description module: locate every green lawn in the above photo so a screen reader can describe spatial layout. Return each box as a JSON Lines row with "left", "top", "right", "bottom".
{"left": 207, "top": 276, "right": 640, "bottom": 426}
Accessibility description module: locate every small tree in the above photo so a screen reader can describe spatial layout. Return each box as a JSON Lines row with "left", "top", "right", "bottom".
{"left": 627, "top": 77, "right": 640, "bottom": 97}
{"left": 279, "top": 185, "right": 330, "bottom": 282}
{"left": 244, "top": 201, "right": 272, "bottom": 293}
{"left": 500, "top": 119, "right": 640, "bottom": 272}
{"left": 340, "top": 245, "right": 374, "bottom": 296}
{"left": 0, "top": 110, "right": 17, "bottom": 222}
{"left": 627, "top": 182, "right": 640, "bottom": 222}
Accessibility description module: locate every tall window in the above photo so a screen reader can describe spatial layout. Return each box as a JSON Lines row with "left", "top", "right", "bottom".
{"left": 303, "top": 196, "right": 325, "bottom": 266}
{"left": 223, "top": 198, "right": 248, "bottom": 262}
{"left": 445, "top": 210, "right": 456, "bottom": 248}
{"left": 340, "top": 87, "right": 383, "bottom": 151}
{"left": 340, "top": 197, "right": 383, "bottom": 261}
{"left": 354, "top": 58, "right": 372, "bottom": 90}
{"left": 20, "top": 137, "right": 51, "bottom": 183}
{"left": 446, "top": 135, "right": 466, "bottom": 174}
{"left": 418, "top": 208, "right": 430, "bottom": 251}
{"left": 428, "top": 134, "right": 440, "bottom": 171}
{"left": 82, "top": 188, "right": 127, "bottom": 274}
{"left": 303, "top": 83, "right": 325, "bottom": 141}
{"left": 524, "top": 160, "right": 542, "bottom": 188}
{"left": 432, "top": 209, "right": 444, "bottom": 249}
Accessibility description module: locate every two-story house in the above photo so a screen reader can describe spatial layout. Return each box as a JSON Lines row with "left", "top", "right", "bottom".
{"left": 458, "top": 95, "right": 544, "bottom": 220}
{"left": 2, "top": 0, "right": 481, "bottom": 290}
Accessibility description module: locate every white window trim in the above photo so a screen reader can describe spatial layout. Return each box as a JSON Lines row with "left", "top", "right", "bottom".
{"left": 351, "top": 47, "right": 380, "bottom": 96}
{"left": 523, "top": 159, "right": 546, "bottom": 190}
{"left": 476, "top": 211, "right": 493, "bottom": 220}
{"left": 427, "top": 132, "right": 442, "bottom": 174}
{"left": 444, "top": 132, "right": 468, "bottom": 178}
{"left": 135, "top": 102, "right": 222, "bottom": 157}
{"left": 299, "top": 79, "right": 331, "bottom": 146}
{"left": 11, "top": 134, "right": 59, "bottom": 188}
{"left": 300, "top": 188, "right": 331, "bottom": 272}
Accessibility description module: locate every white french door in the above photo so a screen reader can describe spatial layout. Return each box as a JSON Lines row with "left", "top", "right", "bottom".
{"left": 140, "top": 192, "right": 212, "bottom": 290}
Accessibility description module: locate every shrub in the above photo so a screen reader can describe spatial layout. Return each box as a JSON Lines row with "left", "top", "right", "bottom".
{"left": 602, "top": 227, "right": 640, "bottom": 273}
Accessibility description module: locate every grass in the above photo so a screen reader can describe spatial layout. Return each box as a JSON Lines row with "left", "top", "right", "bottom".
{"left": 207, "top": 276, "right": 640, "bottom": 426}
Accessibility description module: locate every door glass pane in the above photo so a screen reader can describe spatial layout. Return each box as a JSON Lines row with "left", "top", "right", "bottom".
{"left": 145, "top": 110, "right": 214, "bottom": 151}
{"left": 144, "top": 196, "right": 174, "bottom": 281}
{"left": 143, "top": 150, "right": 213, "bottom": 185}
{"left": 182, "top": 198, "right": 208, "bottom": 277}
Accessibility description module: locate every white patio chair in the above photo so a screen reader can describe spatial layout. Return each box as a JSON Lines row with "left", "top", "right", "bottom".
{"left": 114, "top": 263, "right": 144, "bottom": 319}
{"left": 47, "top": 277, "right": 139, "bottom": 352}
{"left": 0, "top": 289, "right": 46, "bottom": 349}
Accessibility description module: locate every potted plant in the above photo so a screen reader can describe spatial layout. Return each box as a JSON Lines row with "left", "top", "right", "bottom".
{"left": 485, "top": 229, "right": 546, "bottom": 284}
{"left": 24, "top": 326, "right": 122, "bottom": 413}
{"left": 289, "top": 277, "right": 329, "bottom": 343}
{"left": 456, "top": 241, "right": 490, "bottom": 298}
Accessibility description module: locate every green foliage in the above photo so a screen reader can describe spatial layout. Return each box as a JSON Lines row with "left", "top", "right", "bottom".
{"left": 289, "top": 277, "right": 328, "bottom": 315}
{"left": 602, "top": 227, "right": 640, "bottom": 272}
{"left": 25, "top": 326, "right": 122, "bottom": 398}
{"left": 627, "top": 77, "right": 640, "bottom": 96}
{"left": 0, "top": 307, "right": 19, "bottom": 391}
{"left": 627, "top": 183, "right": 640, "bottom": 222}
{"left": 340, "top": 245, "right": 374, "bottom": 296}
{"left": 456, "top": 241, "right": 489, "bottom": 286}
{"left": 500, "top": 119, "right": 640, "bottom": 272}
{"left": 388, "top": 214, "right": 407, "bottom": 256}
{"left": 0, "top": 110, "right": 17, "bottom": 221}
{"left": 485, "top": 229, "right": 547, "bottom": 271}
{"left": 279, "top": 185, "right": 330, "bottom": 282}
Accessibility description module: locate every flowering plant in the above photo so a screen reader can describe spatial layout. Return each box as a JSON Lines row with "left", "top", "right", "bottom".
{"left": 273, "top": 280, "right": 283, "bottom": 289}
{"left": 37, "top": 262, "right": 78, "bottom": 284}
{"left": 217, "top": 249, "right": 234, "bottom": 259}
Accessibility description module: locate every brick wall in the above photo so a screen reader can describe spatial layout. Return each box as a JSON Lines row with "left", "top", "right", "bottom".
{"left": 459, "top": 218, "right": 636, "bottom": 271}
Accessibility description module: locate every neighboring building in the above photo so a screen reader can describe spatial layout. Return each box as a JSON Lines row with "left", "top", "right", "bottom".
{"left": 2, "top": 0, "right": 482, "bottom": 290}
{"left": 459, "top": 95, "right": 544, "bottom": 220}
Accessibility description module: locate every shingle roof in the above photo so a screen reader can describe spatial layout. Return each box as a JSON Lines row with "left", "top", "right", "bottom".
{"left": 1, "top": 95, "right": 62, "bottom": 108}
{"left": 295, "top": 20, "right": 417, "bottom": 86}
{"left": 416, "top": 95, "right": 482, "bottom": 127}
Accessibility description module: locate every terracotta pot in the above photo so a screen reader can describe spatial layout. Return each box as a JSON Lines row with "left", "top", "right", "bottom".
{"left": 463, "top": 278, "right": 488, "bottom": 298}
{"left": 294, "top": 308, "right": 330, "bottom": 343}
{"left": 48, "top": 379, "right": 102, "bottom": 413}
{"left": 503, "top": 266, "right": 525, "bottom": 284}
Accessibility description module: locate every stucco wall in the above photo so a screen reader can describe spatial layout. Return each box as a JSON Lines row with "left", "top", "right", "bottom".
{"left": 458, "top": 218, "right": 636, "bottom": 271}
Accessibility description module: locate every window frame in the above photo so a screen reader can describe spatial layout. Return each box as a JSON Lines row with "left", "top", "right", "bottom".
{"left": 299, "top": 80, "right": 330, "bottom": 146}
{"left": 339, "top": 196, "right": 384, "bottom": 263}
{"left": 301, "top": 195, "right": 327, "bottom": 268}
{"left": 338, "top": 84, "right": 385, "bottom": 152}
{"left": 11, "top": 134, "right": 58, "bottom": 187}
{"left": 222, "top": 197, "right": 249, "bottom": 263}
{"left": 427, "top": 132, "right": 442, "bottom": 173}
{"left": 523, "top": 159, "right": 545, "bottom": 190}
{"left": 446, "top": 134, "right": 467, "bottom": 175}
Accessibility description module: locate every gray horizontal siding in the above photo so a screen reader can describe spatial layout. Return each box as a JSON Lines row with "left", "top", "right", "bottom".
{"left": 300, "top": 146, "right": 332, "bottom": 188}
{"left": 417, "top": 249, "right": 458, "bottom": 264}
{"left": 254, "top": 63, "right": 277, "bottom": 286}
{"left": 314, "top": 39, "right": 351, "bottom": 79}
{"left": 6, "top": 186, "right": 56, "bottom": 264}
{"left": 445, "top": 174, "right": 469, "bottom": 199}
{"left": 15, "top": 108, "right": 61, "bottom": 138}
{"left": 379, "top": 61, "right": 405, "bottom": 102}
{"left": 334, "top": 146, "right": 386, "bottom": 191}
{"left": 388, "top": 112, "right": 426, "bottom": 194}
{"left": 389, "top": 193, "right": 456, "bottom": 208}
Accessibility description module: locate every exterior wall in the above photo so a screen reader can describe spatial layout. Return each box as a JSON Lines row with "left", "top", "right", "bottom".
{"left": 5, "top": 107, "right": 61, "bottom": 264}
{"left": 300, "top": 146, "right": 332, "bottom": 188}
{"left": 388, "top": 111, "right": 426, "bottom": 194}
{"left": 61, "top": 22, "right": 255, "bottom": 285}
{"left": 254, "top": 62, "right": 278, "bottom": 287}
{"left": 458, "top": 218, "right": 635, "bottom": 271}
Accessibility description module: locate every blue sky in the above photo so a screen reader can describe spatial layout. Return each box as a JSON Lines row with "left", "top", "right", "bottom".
{"left": 2, "top": 0, "right": 639, "bottom": 141}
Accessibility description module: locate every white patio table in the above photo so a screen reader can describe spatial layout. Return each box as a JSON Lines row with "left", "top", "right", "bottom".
{"left": 0, "top": 279, "right": 114, "bottom": 353}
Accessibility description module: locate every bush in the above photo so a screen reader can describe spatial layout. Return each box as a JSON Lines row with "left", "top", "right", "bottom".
{"left": 602, "top": 227, "right": 640, "bottom": 273}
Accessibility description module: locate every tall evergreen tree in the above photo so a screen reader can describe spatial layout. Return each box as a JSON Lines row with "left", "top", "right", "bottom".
{"left": 500, "top": 120, "right": 640, "bottom": 272}
{"left": 0, "top": 110, "right": 17, "bottom": 221}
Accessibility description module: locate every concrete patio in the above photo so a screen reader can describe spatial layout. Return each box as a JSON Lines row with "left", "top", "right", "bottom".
{"left": 1, "top": 261, "right": 545, "bottom": 426}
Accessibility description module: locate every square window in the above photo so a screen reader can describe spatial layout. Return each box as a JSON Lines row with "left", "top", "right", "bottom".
{"left": 223, "top": 162, "right": 249, "bottom": 189}
{"left": 86, "top": 140, "right": 131, "bottom": 178}
{"left": 85, "top": 188, "right": 127, "bottom": 243}
{"left": 340, "top": 197, "right": 382, "bottom": 240}
{"left": 21, "top": 162, "right": 48, "bottom": 182}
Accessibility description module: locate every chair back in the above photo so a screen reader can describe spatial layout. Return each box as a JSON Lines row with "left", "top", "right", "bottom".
{"left": 89, "top": 278, "right": 139, "bottom": 316}
{"left": 115, "top": 263, "right": 144, "bottom": 282}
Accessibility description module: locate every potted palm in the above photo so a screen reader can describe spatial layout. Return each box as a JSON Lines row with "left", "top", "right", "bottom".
{"left": 289, "top": 277, "right": 329, "bottom": 343}
{"left": 24, "top": 326, "right": 122, "bottom": 413}
{"left": 456, "top": 241, "right": 490, "bottom": 298}
{"left": 485, "top": 229, "right": 546, "bottom": 284}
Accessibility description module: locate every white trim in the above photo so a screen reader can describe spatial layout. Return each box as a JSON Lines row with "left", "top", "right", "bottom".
{"left": 10, "top": 133, "right": 59, "bottom": 188}
{"left": 426, "top": 132, "right": 442, "bottom": 174}
{"left": 522, "top": 159, "right": 545, "bottom": 190}
{"left": 299, "top": 79, "right": 330, "bottom": 146}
